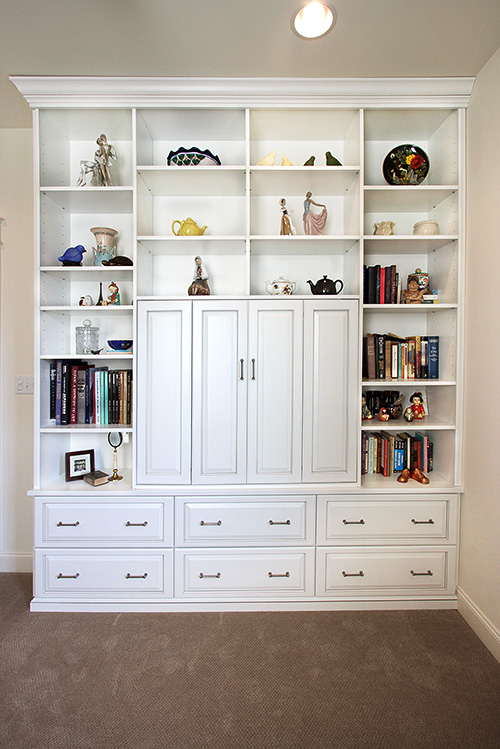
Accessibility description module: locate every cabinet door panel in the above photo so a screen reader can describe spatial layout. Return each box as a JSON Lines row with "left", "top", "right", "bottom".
{"left": 192, "top": 302, "right": 248, "bottom": 483}
{"left": 303, "top": 300, "right": 359, "bottom": 482}
{"left": 136, "top": 302, "right": 192, "bottom": 484}
{"left": 247, "top": 301, "right": 303, "bottom": 483}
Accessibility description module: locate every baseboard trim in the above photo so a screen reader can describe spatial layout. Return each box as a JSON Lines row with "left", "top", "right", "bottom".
{"left": 457, "top": 586, "right": 500, "bottom": 664}
{"left": 0, "top": 553, "right": 33, "bottom": 573}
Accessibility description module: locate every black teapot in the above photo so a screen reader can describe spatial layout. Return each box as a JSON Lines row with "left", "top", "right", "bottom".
{"left": 307, "top": 275, "right": 344, "bottom": 295}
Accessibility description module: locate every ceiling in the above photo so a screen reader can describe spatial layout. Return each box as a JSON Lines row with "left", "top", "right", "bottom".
{"left": 2, "top": 0, "right": 500, "bottom": 128}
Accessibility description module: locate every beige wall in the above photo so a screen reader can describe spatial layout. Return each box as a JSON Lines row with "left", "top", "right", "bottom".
{"left": 0, "top": 128, "right": 34, "bottom": 571}
{"left": 459, "top": 45, "right": 500, "bottom": 658}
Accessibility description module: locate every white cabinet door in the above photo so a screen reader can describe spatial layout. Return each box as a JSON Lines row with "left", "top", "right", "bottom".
{"left": 247, "top": 300, "right": 303, "bottom": 483}
{"left": 136, "top": 301, "right": 192, "bottom": 484}
{"left": 192, "top": 302, "right": 248, "bottom": 483}
{"left": 303, "top": 300, "right": 359, "bottom": 482}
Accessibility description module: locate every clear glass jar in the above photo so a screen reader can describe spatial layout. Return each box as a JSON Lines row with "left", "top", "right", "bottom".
{"left": 75, "top": 319, "right": 99, "bottom": 354}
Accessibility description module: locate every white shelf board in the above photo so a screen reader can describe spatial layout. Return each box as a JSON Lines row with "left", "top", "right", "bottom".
{"left": 40, "top": 354, "right": 133, "bottom": 360}
{"left": 363, "top": 303, "right": 456, "bottom": 312}
{"left": 249, "top": 236, "right": 359, "bottom": 255}
{"left": 364, "top": 186, "right": 457, "bottom": 212}
{"left": 137, "top": 237, "right": 246, "bottom": 255}
{"left": 41, "top": 305, "right": 133, "bottom": 312}
{"left": 137, "top": 167, "right": 245, "bottom": 196}
{"left": 362, "top": 417, "right": 454, "bottom": 431}
{"left": 363, "top": 236, "right": 458, "bottom": 254}
{"left": 41, "top": 425, "right": 133, "bottom": 433}
{"left": 362, "top": 379, "right": 455, "bottom": 386}
{"left": 40, "top": 266, "right": 134, "bottom": 280}
{"left": 250, "top": 166, "right": 359, "bottom": 196}
{"left": 41, "top": 187, "right": 133, "bottom": 213}
{"left": 361, "top": 472, "right": 459, "bottom": 492}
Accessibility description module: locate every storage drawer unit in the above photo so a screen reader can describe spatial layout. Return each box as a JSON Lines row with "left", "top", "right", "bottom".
{"left": 175, "top": 548, "right": 315, "bottom": 598}
{"left": 35, "top": 497, "right": 174, "bottom": 547}
{"left": 34, "top": 549, "right": 174, "bottom": 599}
{"left": 317, "top": 495, "right": 459, "bottom": 546}
{"left": 175, "top": 495, "right": 315, "bottom": 546}
{"left": 316, "top": 546, "right": 457, "bottom": 597}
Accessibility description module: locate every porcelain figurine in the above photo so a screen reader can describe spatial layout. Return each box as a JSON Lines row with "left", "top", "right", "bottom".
{"left": 401, "top": 275, "right": 425, "bottom": 304}
{"left": 303, "top": 192, "right": 327, "bottom": 235}
{"left": 58, "top": 244, "right": 86, "bottom": 266}
{"left": 172, "top": 218, "right": 208, "bottom": 236}
{"left": 373, "top": 221, "right": 395, "bottom": 235}
{"left": 282, "top": 156, "right": 293, "bottom": 166}
{"left": 279, "top": 198, "right": 297, "bottom": 236}
{"left": 188, "top": 256, "right": 210, "bottom": 295}
{"left": 257, "top": 150, "right": 277, "bottom": 166}
{"left": 79, "top": 295, "right": 93, "bottom": 306}
{"left": 325, "top": 151, "right": 342, "bottom": 166}
{"left": 307, "top": 276, "right": 343, "bottom": 295}
{"left": 409, "top": 392, "right": 425, "bottom": 419}
{"left": 404, "top": 406, "right": 415, "bottom": 422}
{"left": 77, "top": 133, "right": 117, "bottom": 187}
{"left": 362, "top": 396, "right": 373, "bottom": 420}
{"left": 303, "top": 156, "right": 315, "bottom": 166}
{"left": 91, "top": 227, "right": 118, "bottom": 266}
{"left": 265, "top": 277, "right": 296, "bottom": 295}
{"left": 107, "top": 281, "right": 120, "bottom": 305}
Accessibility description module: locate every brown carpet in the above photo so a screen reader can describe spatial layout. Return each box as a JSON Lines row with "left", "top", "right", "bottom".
{"left": 1, "top": 574, "right": 500, "bottom": 749}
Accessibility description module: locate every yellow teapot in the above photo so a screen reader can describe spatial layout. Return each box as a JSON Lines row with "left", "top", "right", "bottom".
{"left": 171, "top": 217, "right": 208, "bottom": 236}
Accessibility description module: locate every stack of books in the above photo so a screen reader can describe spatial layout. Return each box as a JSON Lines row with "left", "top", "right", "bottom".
{"left": 363, "top": 264, "right": 401, "bottom": 304}
{"left": 363, "top": 334, "right": 439, "bottom": 380}
{"left": 49, "top": 360, "right": 132, "bottom": 426}
{"left": 361, "top": 431, "right": 433, "bottom": 477}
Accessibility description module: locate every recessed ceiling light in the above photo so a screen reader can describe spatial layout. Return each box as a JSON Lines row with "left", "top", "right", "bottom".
{"left": 292, "top": 2, "right": 336, "bottom": 39}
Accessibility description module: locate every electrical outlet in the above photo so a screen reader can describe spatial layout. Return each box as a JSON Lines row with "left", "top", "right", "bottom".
{"left": 15, "top": 376, "right": 34, "bottom": 394}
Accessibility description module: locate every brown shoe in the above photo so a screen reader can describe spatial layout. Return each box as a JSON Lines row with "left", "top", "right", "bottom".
{"left": 411, "top": 468, "right": 430, "bottom": 484}
{"left": 397, "top": 468, "right": 411, "bottom": 483}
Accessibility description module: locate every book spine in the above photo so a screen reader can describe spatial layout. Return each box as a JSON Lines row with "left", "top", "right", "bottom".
{"left": 428, "top": 336, "right": 439, "bottom": 379}
{"left": 60, "top": 361, "right": 71, "bottom": 426}
{"left": 49, "top": 361, "right": 57, "bottom": 421}
{"left": 55, "top": 360, "right": 62, "bottom": 426}
{"left": 69, "top": 365, "right": 79, "bottom": 424}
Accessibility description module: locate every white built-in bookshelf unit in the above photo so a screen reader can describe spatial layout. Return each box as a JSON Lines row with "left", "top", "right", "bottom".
{"left": 13, "top": 77, "right": 472, "bottom": 611}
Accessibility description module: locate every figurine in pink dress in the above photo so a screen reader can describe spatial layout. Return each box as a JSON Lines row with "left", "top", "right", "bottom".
{"left": 303, "top": 192, "right": 327, "bottom": 235}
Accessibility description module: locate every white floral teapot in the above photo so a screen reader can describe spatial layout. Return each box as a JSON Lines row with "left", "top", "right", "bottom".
{"left": 265, "top": 277, "right": 296, "bottom": 295}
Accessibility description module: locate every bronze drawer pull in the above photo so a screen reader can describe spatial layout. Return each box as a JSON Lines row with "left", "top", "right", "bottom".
{"left": 56, "top": 521, "right": 80, "bottom": 527}
{"left": 410, "top": 569, "right": 433, "bottom": 576}
{"left": 251, "top": 358, "right": 256, "bottom": 380}
{"left": 125, "top": 572, "right": 148, "bottom": 579}
{"left": 268, "top": 571, "right": 290, "bottom": 578}
{"left": 239, "top": 359, "right": 244, "bottom": 381}
{"left": 57, "top": 572, "right": 80, "bottom": 579}
{"left": 342, "top": 570, "right": 364, "bottom": 577}
{"left": 125, "top": 521, "right": 148, "bottom": 527}
{"left": 269, "top": 519, "right": 291, "bottom": 525}
{"left": 199, "top": 520, "right": 222, "bottom": 526}
{"left": 411, "top": 519, "right": 434, "bottom": 525}
{"left": 199, "top": 572, "right": 221, "bottom": 579}
{"left": 342, "top": 519, "right": 365, "bottom": 525}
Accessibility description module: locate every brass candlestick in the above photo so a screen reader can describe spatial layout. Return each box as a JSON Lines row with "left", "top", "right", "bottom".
{"left": 107, "top": 431, "right": 123, "bottom": 481}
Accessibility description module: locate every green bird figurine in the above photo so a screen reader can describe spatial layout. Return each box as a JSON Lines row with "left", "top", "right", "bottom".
{"left": 303, "top": 155, "right": 315, "bottom": 166}
{"left": 325, "top": 151, "right": 342, "bottom": 166}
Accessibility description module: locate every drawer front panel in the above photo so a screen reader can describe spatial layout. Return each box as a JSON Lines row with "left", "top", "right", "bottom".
{"left": 318, "top": 495, "right": 457, "bottom": 545}
{"left": 317, "top": 547, "right": 456, "bottom": 597}
{"left": 176, "top": 548, "right": 314, "bottom": 597}
{"left": 176, "top": 496, "right": 315, "bottom": 546}
{"left": 36, "top": 550, "right": 173, "bottom": 598}
{"left": 38, "top": 500, "right": 173, "bottom": 546}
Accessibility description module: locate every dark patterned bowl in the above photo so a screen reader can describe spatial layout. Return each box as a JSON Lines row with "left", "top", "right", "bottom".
{"left": 108, "top": 339, "right": 133, "bottom": 351}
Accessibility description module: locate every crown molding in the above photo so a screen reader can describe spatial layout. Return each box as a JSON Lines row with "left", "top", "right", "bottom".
{"left": 10, "top": 76, "right": 475, "bottom": 109}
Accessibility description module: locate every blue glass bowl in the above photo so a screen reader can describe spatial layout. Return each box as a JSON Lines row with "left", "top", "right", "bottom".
{"left": 108, "top": 339, "right": 133, "bottom": 351}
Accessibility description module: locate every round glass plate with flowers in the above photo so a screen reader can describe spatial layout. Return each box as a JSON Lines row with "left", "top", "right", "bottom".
{"left": 382, "top": 144, "right": 430, "bottom": 185}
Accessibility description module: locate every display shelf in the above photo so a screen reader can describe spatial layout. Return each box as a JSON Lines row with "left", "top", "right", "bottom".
{"left": 363, "top": 236, "right": 458, "bottom": 254}
{"left": 363, "top": 304, "right": 457, "bottom": 311}
{"left": 362, "top": 418, "right": 454, "bottom": 431}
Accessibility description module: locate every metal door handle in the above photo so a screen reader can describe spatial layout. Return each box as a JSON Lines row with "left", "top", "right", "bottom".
{"left": 269, "top": 520, "right": 291, "bottom": 526}
{"left": 410, "top": 569, "right": 433, "bottom": 576}
{"left": 125, "top": 521, "right": 148, "bottom": 527}
{"left": 411, "top": 519, "right": 434, "bottom": 525}
{"left": 125, "top": 572, "right": 148, "bottom": 579}
{"left": 57, "top": 521, "right": 80, "bottom": 527}
{"left": 239, "top": 359, "right": 244, "bottom": 380}
{"left": 251, "top": 358, "right": 256, "bottom": 380}
{"left": 199, "top": 520, "right": 222, "bottom": 526}
{"left": 343, "top": 519, "right": 365, "bottom": 525}
{"left": 268, "top": 571, "right": 290, "bottom": 578}
{"left": 199, "top": 572, "right": 221, "bottom": 579}
{"left": 57, "top": 572, "right": 80, "bottom": 579}
{"left": 342, "top": 570, "right": 364, "bottom": 577}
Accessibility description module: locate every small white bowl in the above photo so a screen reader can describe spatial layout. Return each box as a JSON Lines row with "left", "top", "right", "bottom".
{"left": 413, "top": 220, "right": 439, "bottom": 235}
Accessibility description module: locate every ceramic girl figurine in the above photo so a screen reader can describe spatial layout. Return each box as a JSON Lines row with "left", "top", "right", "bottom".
{"left": 410, "top": 392, "right": 425, "bottom": 419}
{"left": 188, "top": 256, "right": 210, "bottom": 295}
{"left": 303, "top": 191, "right": 328, "bottom": 235}
{"left": 107, "top": 281, "right": 120, "bottom": 305}
{"left": 362, "top": 395, "right": 373, "bottom": 420}
{"left": 279, "top": 198, "right": 297, "bottom": 236}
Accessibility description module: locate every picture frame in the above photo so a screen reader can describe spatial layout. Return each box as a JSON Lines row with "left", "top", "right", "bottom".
{"left": 65, "top": 449, "right": 95, "bottom": 482}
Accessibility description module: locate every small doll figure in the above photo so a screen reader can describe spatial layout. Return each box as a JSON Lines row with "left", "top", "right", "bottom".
{"left": 362, "top": 395, "right": 373, "bottom": 420}
{"left": 279, "top": 198, "right": 297, "bottom": 236}
{"left": 378, "top": 407, "right": 390, "bottom": 421}
{"left": 188, "top": 256, "right": 210, "bottom": 295}
{"left": 107, "top": 281, "right": 120, "bottom": 305}
{"left": 409, "top": 392, "right": 425, "bottom": 419}
{"left": 404, "top": 406, "right": 415, "bottom": 422}
{"left": 402, "top": 275, "right": 426, "bottom": 304}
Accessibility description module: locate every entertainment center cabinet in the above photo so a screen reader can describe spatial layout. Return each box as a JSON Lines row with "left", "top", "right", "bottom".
{"left": 12, "top": 76, "right": 471, "bottom": 611}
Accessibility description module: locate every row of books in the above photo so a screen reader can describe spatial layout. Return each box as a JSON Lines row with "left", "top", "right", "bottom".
{"left": 49, "top": 360, "right": 132, "bottom": 426}
{"left": 364, "top": 264, "right": 401, "bottom": 304}
{"left": 361, "top": 431, "right": 434, "bottom": 477}
{"left": 363, "top": 334, "right": 439, "bottom": 380}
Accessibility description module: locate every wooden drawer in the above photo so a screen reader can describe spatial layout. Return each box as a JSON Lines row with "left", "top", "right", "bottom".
{"left": 316, "top": 546, "right": 457, "bottom": 597}
{"left": 317, "top": 494, "right": 459, "bottom": 545}
{"left": 175, "top": 548, "right": 315, "bottom": 597}
{"left": 175, "top": 496, "right": 315, "bottom": 546}
{"left": 35, "top": 498, "right": 173, "bottom": 546}
{"left": 34, "top": 549, "right": 173, "bottom": 599}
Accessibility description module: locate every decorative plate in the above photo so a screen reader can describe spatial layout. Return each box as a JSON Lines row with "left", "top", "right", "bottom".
{"left": 382, "top": 144, "right": 429, "bottom": 185}
{"left": 167, "top": 147, "right": 221, "bottom": 166}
